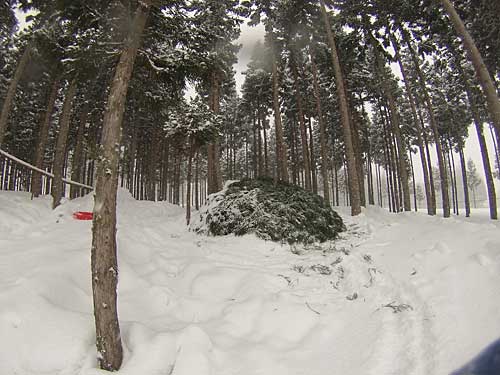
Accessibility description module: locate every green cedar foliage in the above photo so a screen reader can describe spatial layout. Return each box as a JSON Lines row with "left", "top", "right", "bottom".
{"left": 192, "top": 177, "right": 345, "bottom": 244}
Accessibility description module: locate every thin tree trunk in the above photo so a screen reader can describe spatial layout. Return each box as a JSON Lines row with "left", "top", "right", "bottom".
{"left": 372, "top": 37, "right": 411, "bottom": 211}
{"left": 31, "top": 77, "right": 60, "bottom": 198}
{"left": 391, "top": 32, "right": 433, "bottom": 215}
{"left": 459, "top": 61, "right": 498, "bottom": 219}
{"left": 308, "top": 117, "right": 318, "bottom": 194}
{"left": 147, "top": 126, "right": 161, "bottom": 201}
{"left": 91, "top": 2, "right": 151, "bottom": 371}
{"left": 409, "top": 146, "right": 418, "bottom": 211}
{"left": 290, "top": 53, "right": 312, "bottom": 191}
{"left": 207, "top": 72, "right": 223, "bottom": 193}
{"left": 290, "top": 121, "right": 298, "bottom": 184}
{"left": 449, "top": 143, "right": 460, "bottom": 215}
{"left": 446, "top": 147, "right": 457, "bottom": 215}
{"left": 320, "top": 0, "right": 361, "bottom": 215}
{"left": 195, "top": 149, "right": 199, "bottom": 210}
{"left": 311, "top": 50, "right": 330, "bottom": 205}
{"left": 262, "top": 112, "right": 269, "bottom": 176}
{"left": 459, "top": 148, "right": 471, "bottom": 217}
{"left": 0, "top": 44, "right": 32, "bottom": 146}
{"left": 271, "top": 44, "right": 289, "bottom": 182}
{"left": 405, "top": 32, "right": 450, "bottom": 217}
{"left": 52, "top": 80, "right": 77, "bottom": 209}
{"left": 350, "top": 108, "right": 366, "bottom": 207}
{"left": 257, "top": 110, "right": 264, "bottom": 177}
{"left": 417, "top": 101, "right": 437, "bottom": 212}
{"left": 70, "top": 103, "right": 89, "bottom": 199}
{"left": 489, "top": 124, "right": 500, "bottom": 177}
{"left": 186, "top": 137, "right": 195, "bottom": 225}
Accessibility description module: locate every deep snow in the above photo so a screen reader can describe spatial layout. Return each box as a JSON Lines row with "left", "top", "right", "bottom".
{"left": 0, "top": 189, "right": 499, "bottom": 375}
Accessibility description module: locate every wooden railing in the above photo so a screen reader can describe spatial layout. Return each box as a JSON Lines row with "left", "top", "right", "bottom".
{"left": 0, "top": 148, "right": 93, "bottom": 191}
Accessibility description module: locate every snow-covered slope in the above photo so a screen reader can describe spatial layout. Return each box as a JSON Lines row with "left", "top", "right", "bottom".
{"left": 0, "top": 190, "right": 499, "bottom": 375}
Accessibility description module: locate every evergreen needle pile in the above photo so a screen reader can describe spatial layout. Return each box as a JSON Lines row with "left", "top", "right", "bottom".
{"left": 192, "top": 177, "right": 345, "bottom": 244}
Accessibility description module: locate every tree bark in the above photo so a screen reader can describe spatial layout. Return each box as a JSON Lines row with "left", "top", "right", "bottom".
{"left": 31, "top": 77, "right": 61, "bottom": 198}
{"left": 257, "top": 110, "right": 264, "bottom": 176}
{"left": 320, "top": 0, "right": 361, "bottom": 215}
{"left": 262, "top": 111, "right": 269, "bottom": 176}
{"left": 270, "top": 32, "right": 289, "bottom": 183}
{"left": 445, "top": 147, "right": 457, "bottom": 215}
{"left": 390, "top": 32, "right": 434, "bottom": 215}
{"left": 371, "top": 37, "right": 411, "bottom": 211}
{"left": 409, "top": 146, "right": 418, "bottom": 211}
{"left": 207, "top": 72, "right": 223, "bottom": 194}
{"left": 52, "top": 79, "right": 77, "bottom": 209}
{"left": 310, "top": 50, "right": 330, "bottom": 205}
{"left": 147, "top": 126, "right": 161, "bottom": 201}
{"left": 195, "top": 149, "right": 199, "bottom": 210}
{"left": 186, "top": 137, "right": 195, "bottom": 225}
{"left": 0, "top": 44, "right": 32, "bottom": 146}
{"left": 290, "top": 52, "right": 312, "bottom": 191}
{"left": 308, "top": 117, "right": 318, "bottom": 194}
{"left": 472, "top": 106, "right": 497, "bottom": 219}
{"left": 458, "top": 57, "right": 498, "bottom": 219}
{"left": 448, "top": 143, "right": 459, "bottom": 215}
{"left": 405, "top": 32, "right": 450, "bottom": 217}
{"left": 70, "top": 102, "right": 89, "bottom": 199}
{"left": 91, "top": 1, "right": 151, "bottom": 371}
{"left": 458, "top": 148, "right": 471, "bottom": 217}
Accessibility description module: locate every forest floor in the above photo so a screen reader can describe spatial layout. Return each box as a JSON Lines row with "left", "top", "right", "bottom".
{"left": 1, "top": 189, "right": 499, "bottom": 375}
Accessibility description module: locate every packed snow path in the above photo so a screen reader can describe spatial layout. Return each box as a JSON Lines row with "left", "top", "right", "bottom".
{"left": 0, "top": 190, "right": 499, "bottom": 375}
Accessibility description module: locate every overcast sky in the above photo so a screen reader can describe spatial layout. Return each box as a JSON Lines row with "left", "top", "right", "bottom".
{"left": 234, "top": 22, "right": 266, "bottom": 93}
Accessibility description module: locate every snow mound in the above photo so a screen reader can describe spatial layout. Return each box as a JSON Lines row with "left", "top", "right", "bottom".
{"left": 191, "top": 178, "right": 345, "bottom": 244}
{"left": 1, "top": 190, "right": 500, "bottom": 374}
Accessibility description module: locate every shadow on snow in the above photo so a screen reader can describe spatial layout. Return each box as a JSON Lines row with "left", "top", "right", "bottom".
{"left": 451, "top": 337, "right": 500, "bottom": 375}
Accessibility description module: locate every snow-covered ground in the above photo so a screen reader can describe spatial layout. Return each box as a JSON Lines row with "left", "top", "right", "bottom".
{"left": 0, "top": 189, "right": 499, "bottom": 375}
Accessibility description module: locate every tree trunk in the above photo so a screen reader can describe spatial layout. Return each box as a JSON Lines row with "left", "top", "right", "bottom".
{"left": 310, "top": 51, "right": 330, "bottom": 205}
{"left": 290, "top": 120, "right": 298, "bottom": 184}
{"left": 70, "top": 103, "right": 89, "bottom": 199}
{"left": 257, "top": 110, "right": 264, "bottom": 177}
{"left": 350, "top": 107, "right": 366, "bottom": 206}
{"left": 91, "top": 1, "right": 151, "bottom": 371}
{"left": 416, "top": 101, "right": 437, "bottom": 213}
{"left": 271, "top": 48, "right": 289, "bottom": 182}
{"left": 409, "top": 146, "right": 418, "bottom": 211}
{"left": 405, "top": 32, "right": 450, "bottom": 217}
{"left": 290, "top": 52, "right": 312, "bottom": 191}
{"left": 0, "top": 44, "right": 31, "bottom": 146}
{"left": 320, "top": 0, "right": 361, "bottom": 215}
{"left": 390, "top": 32, "right": 434, "bottom": 215}
{"left": 372, "top": 37, "right": 411, "bottom": 211}
{"left": 147, "top": 126, "right": 161, "bottom": 201}
{"left": 445, "top": 147, "right": 456, "bottom": 215}
{"left": 440, "top": 0, "right": 500, "bottom": 139}
{"left": 448, "top": 143, "right": 460, "bottom": 215}
{"left": 474, "top": 113, "right": 498, "bottom": 219}
{"left": 195, "top": 149, "right": 199, "bottom": 210}
{"left": 308, "top": 117, "right": 318, "bottom": 194}
{"left": 186, "top": 137, "right": 195, "bottom": 225}
{"left": 207, "top": 72, "right": 223, "bottom": 194}
{"left": 262, "top": 111, "right": 269, "bottom": 176}
{"left": 52, "top": 80, "right": 77, "bottom": 209}
{"left": 458, "top": 148, "right": 471, "bottom": 217}
{"left": 459, "top": 60, "right": 498, "bottom": 219}
{"left": 31, "top": 77, "right": 60, "bottom": 198}
{"left": 489, "top": 124, "right": 500, "bottom": 177}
